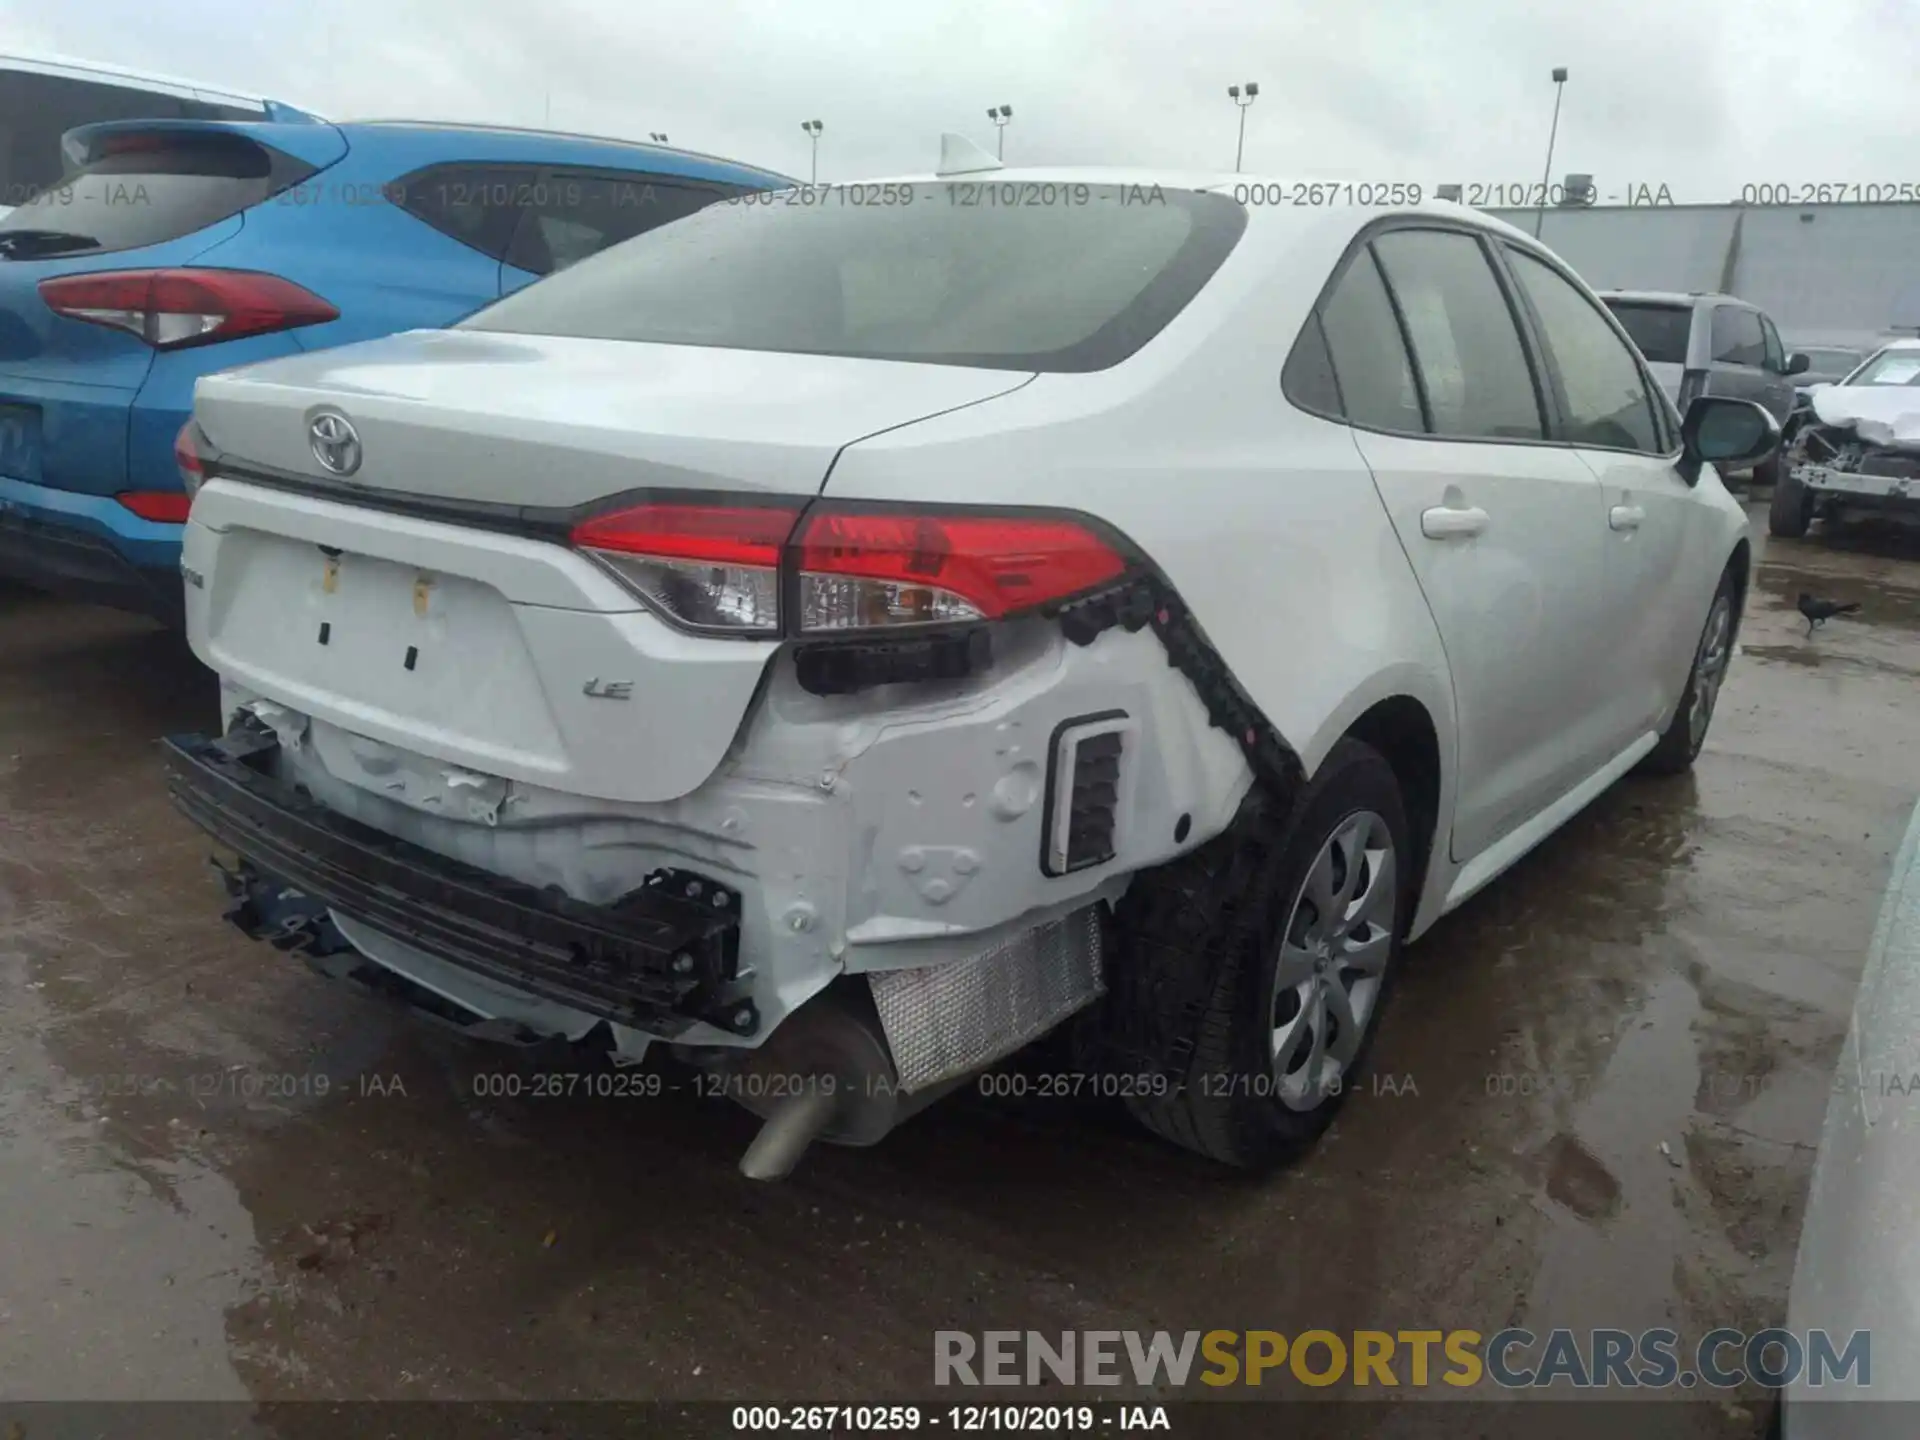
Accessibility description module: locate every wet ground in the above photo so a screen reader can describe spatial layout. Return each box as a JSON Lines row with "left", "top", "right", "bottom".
{"left": 1, "top": 508, "right": 1916, "bottom": 1437}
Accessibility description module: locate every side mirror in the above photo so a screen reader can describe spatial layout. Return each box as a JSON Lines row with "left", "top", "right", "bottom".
{"left": 1786, "top": 351, "right": 1812, "bottom": 376}
{"left": 1679, "top": 395, "right": 1780, "bottom": 485}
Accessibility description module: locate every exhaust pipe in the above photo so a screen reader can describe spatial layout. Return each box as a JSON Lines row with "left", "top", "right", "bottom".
{"left": 711, "top": 981, "right": 961, "bottom": 1180}
{"left": 739, "top": 1088, "right": 840, "bottom": 1180}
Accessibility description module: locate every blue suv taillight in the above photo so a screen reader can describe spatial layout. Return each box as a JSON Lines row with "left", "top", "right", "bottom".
{"left": 38, "top": 269, "right": 338, "bottom": 350}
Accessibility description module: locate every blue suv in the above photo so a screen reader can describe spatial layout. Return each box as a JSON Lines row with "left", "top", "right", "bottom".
{"left": 0, "top": 118, "right": 791, "bottom": 622}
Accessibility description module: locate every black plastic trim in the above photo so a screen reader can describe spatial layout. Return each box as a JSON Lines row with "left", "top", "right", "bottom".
{"left": 161, "top": 724, "right": 753, "bottom": 1037}
{"left": 1039, "top": 709, "right": 1129, "bottom": 878}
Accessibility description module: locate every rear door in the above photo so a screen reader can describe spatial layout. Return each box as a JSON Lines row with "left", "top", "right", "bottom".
{"left": 1325, "top": 222, "right": 1615, "bottom": 862}
{"left": 498, "top": 168, "right": 745, "bottom": 294}
{"left": 1501, "top": 243, "right": 1697, "bottom": 752}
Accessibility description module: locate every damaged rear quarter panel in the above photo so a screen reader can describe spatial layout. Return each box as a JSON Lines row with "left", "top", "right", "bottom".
{"left": 817, "top": 215, "right": 1457, "bottom": 912}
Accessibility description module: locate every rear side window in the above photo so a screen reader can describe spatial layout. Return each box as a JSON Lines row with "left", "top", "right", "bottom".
{"left": 0, "top": 71, "right": 190, "bottom": 205}
{"left": 1604, "top": 302, "right": 1691, "bottom": 365}
{"left": 463, "top": 184, "right": 1248, "bottom": 373}
{"left": 1315, "top": 248, "right": 1423, "bottom": 432}
{"left": 1710, "top": 306, "right": 1767, "bottom": 367}
{"left": 0, "top": 131, "right": 317, "bottom": 259}
{"left": 1370, "top": 228, "right": 1543, "bottom": 441}
{"left": 390, "top": 163, "right": 543, "bottom": 262}
{"left": 1505, "top": 248, "right": 1663, "bottom": 454}
{"left": 1281, "top": 312, "right": 1343, "bottom": 415}
{"left": 504, "top": 172, "right": 740, "bottom": 276}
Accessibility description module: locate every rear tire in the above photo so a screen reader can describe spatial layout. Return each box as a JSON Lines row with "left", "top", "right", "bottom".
{"left": 1769, "top": 461, "right": 1812, "bottom": 538}
{"left": 1111, "top": 739, "right": 1411, "bottom": 1168}
{"left": 1638, "top": 574, "right": 1736, "bottom": 776}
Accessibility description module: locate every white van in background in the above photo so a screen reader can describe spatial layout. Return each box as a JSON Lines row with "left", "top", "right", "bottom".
{"left": 0, "top": 52, "right": 322, "bottom": 215}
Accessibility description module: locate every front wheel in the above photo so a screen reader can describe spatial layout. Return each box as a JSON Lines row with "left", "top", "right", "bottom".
{"left": 1637, "top": 576, "right": 1736, "bottom": 776}
{"left": 1111, "top": 739, "right": 1411, "bottom": 1168}
{"left": 1769, "top": 461, "right": 1812, "bottom": 537}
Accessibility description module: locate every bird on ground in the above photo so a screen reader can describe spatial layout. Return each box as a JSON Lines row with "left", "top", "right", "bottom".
{"left": 1798, "top": 592, "right": 1862, "bottom": 636}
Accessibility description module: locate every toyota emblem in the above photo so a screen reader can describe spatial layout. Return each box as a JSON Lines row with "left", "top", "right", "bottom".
{"left": 308, "top": 411, "right": 362, "bottom": 476}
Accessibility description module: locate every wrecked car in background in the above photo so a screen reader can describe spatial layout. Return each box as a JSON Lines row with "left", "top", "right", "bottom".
{"left": 1772, "top": 338, "right": 1920, "bottom": 538}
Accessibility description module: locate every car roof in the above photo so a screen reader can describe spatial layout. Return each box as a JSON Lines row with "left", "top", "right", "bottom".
{"left": 852, "top": 163, "right": 1554, "bottom": 238}
{"left": 0, "top": 49, "right": 318, "bottom": 116}
{"left": 1595, "top": 289, "right": 1732, "bottom": 306}
{"left": 339, "top": 120, "right": 796, "bottom": 187}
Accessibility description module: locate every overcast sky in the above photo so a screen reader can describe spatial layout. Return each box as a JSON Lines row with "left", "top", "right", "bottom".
{"left": 8, "top": 0, "right": 1918, "bottom": 200}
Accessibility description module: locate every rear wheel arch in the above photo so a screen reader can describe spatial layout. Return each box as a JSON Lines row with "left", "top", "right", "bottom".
{"left": 1341, "top": 696, "right": 1441, "bottom": 929}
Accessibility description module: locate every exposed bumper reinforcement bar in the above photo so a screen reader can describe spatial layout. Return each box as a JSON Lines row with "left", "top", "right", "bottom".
{"left": 160, "top": 723, "right": 754, "bottom": 1038}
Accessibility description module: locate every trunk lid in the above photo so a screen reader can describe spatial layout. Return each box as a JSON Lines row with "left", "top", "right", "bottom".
{"left": 186, "top": 334, "right": 1034, "bottom": 803}
{"left": 193, "top": 329, "right": 1034, "bottom": 507}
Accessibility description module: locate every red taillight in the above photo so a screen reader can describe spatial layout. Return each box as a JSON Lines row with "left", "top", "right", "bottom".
{"left": 793, "top": 509, "right": 1127, "bottom": 631}
{"left": 174, "top": 419, "right": 207, "bottom": 494}
{"left": 116, "top": 491, "right": 192, "bottom": 523}
{"left": 38, "top": 269, "right": 339, "bottom": 350}
{"left": 572, "top": 498, "right": 1130, "bottom": 638}
{"left": 570, "top": 502, "right": 802, "bottom": 635}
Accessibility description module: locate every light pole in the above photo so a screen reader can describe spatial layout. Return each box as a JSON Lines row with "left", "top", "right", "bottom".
{"left": 801, "top": 119, "right": 823, "bottom": 184}
{"left": 1228, "top": 82, "right": 1259, "bottom": 173}
{"left": 1533, "top": 67, "right": 1568, "bottom": 238}
{"left": 987, "top": 104, "right": 1012, "bottom": 160}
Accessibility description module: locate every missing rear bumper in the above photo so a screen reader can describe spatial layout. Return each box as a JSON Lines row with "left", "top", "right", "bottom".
{"left": 162, "top": 722, "right": 753, "bottom": 1038}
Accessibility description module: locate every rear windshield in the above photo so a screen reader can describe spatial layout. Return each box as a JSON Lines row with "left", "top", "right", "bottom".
{"left": 1845, "top": 349, "right": 1920, "bottom": 387}
{"left": 462, "top": 183, "right": 1249, "bottom": 372}
{"left": 1602, "top": 301, "right": 1692, "bottom": 365}
{"left": 0, "top": 132, "right": 314, "bottom": 259}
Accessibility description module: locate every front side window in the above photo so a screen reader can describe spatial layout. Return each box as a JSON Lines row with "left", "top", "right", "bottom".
{"left": 464, "top": 184, "right": 1248, "bottom": 372}
{"left": 1710, "top": 306, "right": 1767, "bottom": 367}
{"left": 1759, "top": 314, "right": 1785, "bottom": 372}
{"left": 1505, "top": 247, "right": 1663, "bottom": 454}
{"left": 1313, "top": 247, "right": 1423, "bottom": 432}
{"left": 1369, "top": 228, "right": 1543, "bottom": 441}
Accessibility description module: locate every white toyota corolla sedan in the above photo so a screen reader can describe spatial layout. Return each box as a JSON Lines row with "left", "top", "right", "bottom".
{"left": 164, "top": 148, "right": 1777, "bottom": 1178}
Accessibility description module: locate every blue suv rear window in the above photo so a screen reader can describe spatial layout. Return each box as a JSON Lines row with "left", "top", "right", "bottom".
{"left": 0, "top": 131, "right": 317, "bottom": 259}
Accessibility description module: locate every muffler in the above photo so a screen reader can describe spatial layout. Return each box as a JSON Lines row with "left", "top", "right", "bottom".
{"left": 709, "top": 981, "right": 964, "bottom": 1180}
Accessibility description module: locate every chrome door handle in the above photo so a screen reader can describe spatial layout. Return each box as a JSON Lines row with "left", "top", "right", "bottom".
{"left": 1609, "top": 504, "right": 1645, "bottom": 531}
{"left": 1420, "top": 505, "right": 1489, "bottom": 539}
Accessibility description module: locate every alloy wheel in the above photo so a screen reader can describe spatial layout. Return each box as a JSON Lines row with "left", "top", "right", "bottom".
{"left": 1688, "top": 594, "right": 1733, "bottom": 750}
{"left": 1270, "top": 809, "right": 1397, "bottom": 1111}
